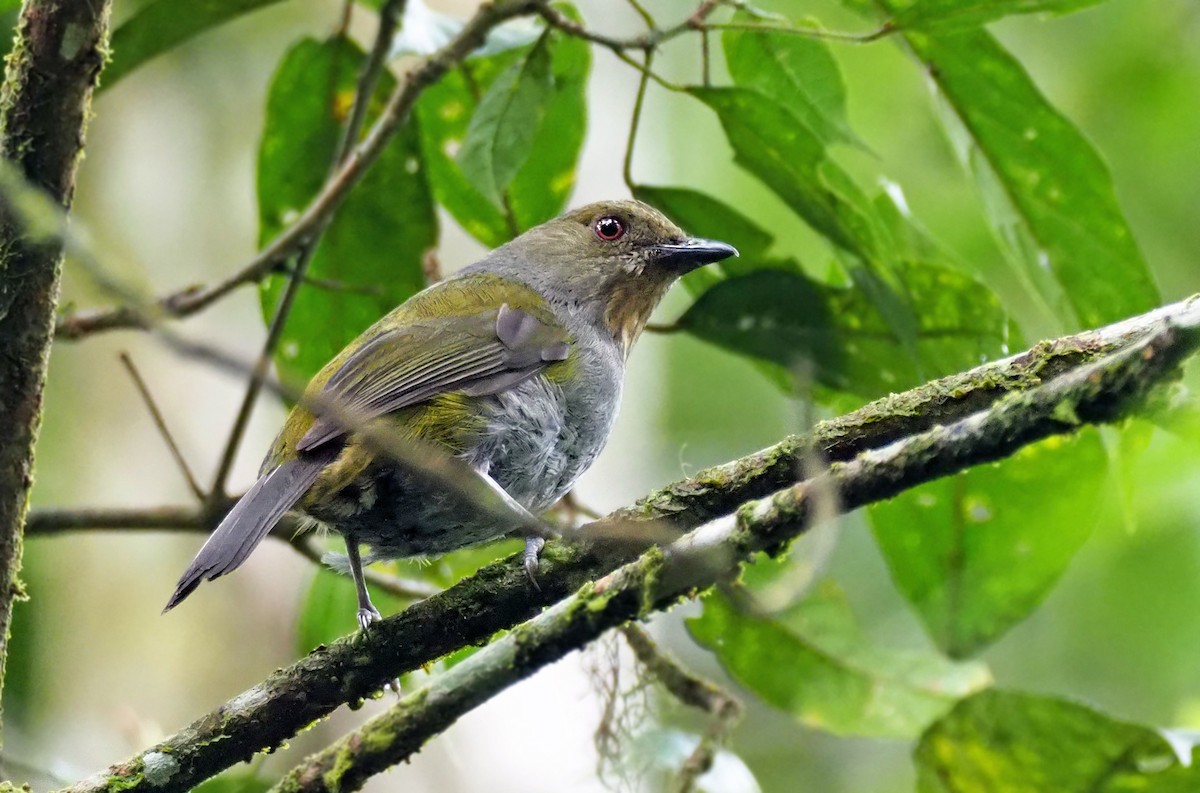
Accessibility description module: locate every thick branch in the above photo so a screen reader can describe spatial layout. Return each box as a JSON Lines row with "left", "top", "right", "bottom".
{"left": 53, "top": 0, "right": 548, "bottom": 340}
{"left": 0, "top": 0, "right": 111, "bottom": 738}
{"left": 56, "top": 296, "right": 1200, "bottom": 793}
{"left": 266, "top": 316, "right": 1200, "bottom": 792}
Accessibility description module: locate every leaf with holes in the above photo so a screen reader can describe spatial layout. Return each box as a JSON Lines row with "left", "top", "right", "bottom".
{"left": 899, "top": 26, "right": 1159, "bottom": 328}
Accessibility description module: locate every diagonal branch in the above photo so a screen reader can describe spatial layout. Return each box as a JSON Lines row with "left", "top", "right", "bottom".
{"left": 265, "top": 315, "right": 1200, "bottom": 793}
{"left": 53, "top": 295, "right": 1200, "bottom": 793}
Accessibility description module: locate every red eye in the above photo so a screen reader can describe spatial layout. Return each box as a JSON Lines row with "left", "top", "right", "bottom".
{"left": 594, "top": 216, "right": 624, "bottom": 241}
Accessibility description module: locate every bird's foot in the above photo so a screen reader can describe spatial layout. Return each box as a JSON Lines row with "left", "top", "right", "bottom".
{"left": 356, "top": 603, "right": 382, "bottom": 632}
{"left": 523, "top": 536, "right": 546, "bottom": 590}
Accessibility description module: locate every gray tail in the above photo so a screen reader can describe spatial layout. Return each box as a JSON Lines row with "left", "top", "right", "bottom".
{"left": 164, "top": 450, "right": 333, "bottom": 612}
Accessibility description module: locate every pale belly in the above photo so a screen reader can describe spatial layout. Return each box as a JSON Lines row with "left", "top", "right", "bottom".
{"left": 299, "top": 372, "right": 619, "bottom": 559}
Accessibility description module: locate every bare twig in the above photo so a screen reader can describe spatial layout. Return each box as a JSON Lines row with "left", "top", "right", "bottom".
{"left": 621, "top": 625, "right": 742, "bottom": 793}
{"left": 623, "top": 49, "right": 653, "bottom": 192}
{"left": 210, "top": 0, "right": 413, "bottom": 501}
{"left": 119, "top": 353, "right": 206, "bottom": 501}
{"left": 287, "top": 535, "right": 441, "bottom": 601}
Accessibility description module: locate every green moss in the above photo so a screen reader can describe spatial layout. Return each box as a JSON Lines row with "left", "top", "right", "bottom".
{"left": 638, "top": 546, "right": 666, "bottom": 617}
{"left": 105, "top": 759, "right": 146, "bottom": 793}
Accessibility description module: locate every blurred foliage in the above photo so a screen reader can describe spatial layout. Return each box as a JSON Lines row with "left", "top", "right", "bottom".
{"left": 102, "top": 0, "right": 288, "bottom": 90}
{"left": 13, "top": 0, "right": 1200, "bottom": 791}
{"left": 915, "top": 689, "right": 1200, "bottom": 791}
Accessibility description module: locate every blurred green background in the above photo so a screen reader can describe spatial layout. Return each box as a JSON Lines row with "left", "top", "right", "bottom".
{"left": 9, "top": 1, "right": 1200, "bottom": 791}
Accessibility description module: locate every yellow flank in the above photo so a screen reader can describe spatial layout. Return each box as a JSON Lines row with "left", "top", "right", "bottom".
{"left": 301, "top": 393, "right": 485, "bottom": 507}
{"left": 267, "top": 273, "right": 570, "bottom": 469}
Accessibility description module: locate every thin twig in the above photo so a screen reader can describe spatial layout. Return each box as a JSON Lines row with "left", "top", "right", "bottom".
{"left": 621, "top": 625, "right": 742, "bottom": 793}
{"left": 118, "top": 353, "right": 205, "bottom": 501}
{"left": 209, "top": 0, "right": 412, "bottom": 501}
{"left": 288, "top": 535, "right": 441, "bottom": 601}
{"left": 623, "top": 49, "right": 652, "bottom": 192}
{"left": 54, "top": 0, "right": 551, "bottom": 341}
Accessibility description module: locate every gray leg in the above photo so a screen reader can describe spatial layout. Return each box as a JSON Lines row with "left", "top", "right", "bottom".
{"left": 523, "top": 536, "right": 545, "bottom": 588}
{"left": 345, "top": 538, "right": 381, "bottom": 631}
{"left": 474, "top": 462, "right": 551, "bottom": 587}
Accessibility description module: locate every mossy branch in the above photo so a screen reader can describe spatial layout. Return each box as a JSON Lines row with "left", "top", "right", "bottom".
{"left": 264, "top": 310, "right": 1200, "bottom": 793}
{"left": 0, "top": 0, "right": 111, "bottom": 742}
{"left": 51, "top": 295, "right": 1200, "bottom": 793}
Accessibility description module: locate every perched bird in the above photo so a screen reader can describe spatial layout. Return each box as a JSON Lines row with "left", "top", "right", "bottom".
{"left": 165, "top": 199, "right": 736, "bottom": 627}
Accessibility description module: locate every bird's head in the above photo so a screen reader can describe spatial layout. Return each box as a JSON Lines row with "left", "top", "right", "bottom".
{"left": 495, "top": 199, "right": 737, "bottom": 356}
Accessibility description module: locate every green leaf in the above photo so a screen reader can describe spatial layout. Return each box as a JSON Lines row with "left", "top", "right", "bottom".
{"left": 871, "top": 430, "right": 1107, "bottom": 657}
{"left": 902, "top": 27, "right": 1160, "bottom": 328}
{"left": 678, "top": 262, "right": 1011, "bottom": 398}
{"left": 722, "top": 10, "right": 856, "bottom": 146}
{"left": 257, "top": 37, "right": 437, "bottom": 385}
{"left": 916, "top": 689, "right": 1200, "bottom": 792}
{"left": 688, "top": 586, "right": 990, "bottom": 738}
{"left": 296, "top": 568, "right": 408, "bottom": 654}
{"left": 891, "top": 0, "right": 1109, "bottom": 32}
{"left": 103, "top": 0, "right": 287, "bottom": 90}
{"left": 457, "top": 34, "right": 554, "bottom": 206}
{"left": 192, "top": 771, "right": 272, "bottom": 793}
{"left": 692, "top": 87, "right": 882, "bottom": 265}
{"left": 504, "top": 16, "right": 590, "bottom": 231}
{"left": 418, "top": 17, "right": 589, "bottom": 246}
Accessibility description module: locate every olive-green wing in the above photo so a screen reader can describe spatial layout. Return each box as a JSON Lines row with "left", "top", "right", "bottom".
{"left": 296, "top": 303, "right": 570, "bottom": 452}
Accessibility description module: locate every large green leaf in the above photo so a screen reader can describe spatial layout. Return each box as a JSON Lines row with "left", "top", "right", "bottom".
{"left": 457, "top": 34, "right": 554, "bottom": 206}
{"left": 257, "top": 37, "right": 437, "bottom": 386}
{"left": 916, "top": 689, "right": 1199, "bottom": 792}
{"left": 722, "top": 11, "right": 856, "bottom": 146}
{"left": 103, "top": 0, "right": 287, "bottom": 90}
{"left": 900, "top": 26, "right": 1159, "bottom": 328}
{"left": 689, "top": 586, "right": 990, "bottom": 738}
{"left": 890, "top": 0, "right": 1109, "bottom": 32}
{"left": 417, "top": 17, "right": 589, "bottom": 246}
{"left": 871, "top": 430, "right": 1107, "bottom": 658}
{"left": 692, "top": 87, "right": 882, "bottom": 265}
{"left": 678, "top": 262, "right": 1010, "bottom": 398}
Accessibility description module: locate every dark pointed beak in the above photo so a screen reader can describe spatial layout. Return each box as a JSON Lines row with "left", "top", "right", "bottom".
{"left": 651, "top": 237, "right": 739, "bottom": 271}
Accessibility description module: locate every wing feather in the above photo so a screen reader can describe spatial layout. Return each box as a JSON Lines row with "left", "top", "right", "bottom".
{"left": 296, "top": 304, "right": 569, "bottom": 452}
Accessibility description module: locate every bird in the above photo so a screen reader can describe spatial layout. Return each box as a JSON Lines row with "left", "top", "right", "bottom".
{"left": 164, "top": 199, "right": 737, "bottom": 628}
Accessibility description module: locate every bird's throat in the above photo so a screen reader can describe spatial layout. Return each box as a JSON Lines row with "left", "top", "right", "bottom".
{"left": 602, "top": 279, "right": 672, "bottom": 358}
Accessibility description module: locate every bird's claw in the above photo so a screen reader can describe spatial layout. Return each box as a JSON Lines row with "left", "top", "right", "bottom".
{"left": 523, "top": 536, "right": 546, "bottom": 590}
{"left": 357, "top": 604, "right": 382, "bottom": 632}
